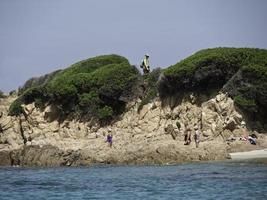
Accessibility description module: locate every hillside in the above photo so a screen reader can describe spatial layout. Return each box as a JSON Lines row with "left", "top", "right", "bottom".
{"left": 159, "top": 48, "right": 267, "bottom": 130}
{"left": 1, "top": 47, "right": 267, "bottom": 167}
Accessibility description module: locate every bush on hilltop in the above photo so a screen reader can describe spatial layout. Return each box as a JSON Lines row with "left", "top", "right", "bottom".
{"left": 9, "top": 54, "right": 140, "bottom": 123}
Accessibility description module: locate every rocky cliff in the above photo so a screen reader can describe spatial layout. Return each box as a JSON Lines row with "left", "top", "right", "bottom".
{"left": 1, "top": 92, "right": 266, "bottom": 166}
{"left": 1, "top": 48, "right": 267, "bottom": 166}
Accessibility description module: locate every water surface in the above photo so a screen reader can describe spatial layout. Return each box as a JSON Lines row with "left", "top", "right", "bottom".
{"left": 0, "top": 162, "right": 266, "bottom": 200}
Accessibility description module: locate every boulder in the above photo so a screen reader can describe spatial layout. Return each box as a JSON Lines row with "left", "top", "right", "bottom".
{"left": 0, "top": 150, "right": 11, "bottom": 166}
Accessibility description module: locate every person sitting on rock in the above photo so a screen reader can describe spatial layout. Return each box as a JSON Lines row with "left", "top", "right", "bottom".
{"left": 140, "top": 54, "right": 150, "bottom": 74}
{"left": 248, "top": 134, "right": 257, "bottom": 145}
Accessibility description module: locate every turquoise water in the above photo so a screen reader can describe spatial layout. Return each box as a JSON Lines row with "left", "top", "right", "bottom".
{"left": 0, "top": 162, "right": 266, "bottom": 200}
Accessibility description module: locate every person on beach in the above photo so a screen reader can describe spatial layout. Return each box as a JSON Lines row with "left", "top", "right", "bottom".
{"left": 184, "top": 122, "right": 191, "bottom": 145}
{"left": 106, "top": 129, "right": 113, "bottom": 148}
{"left": 194, "top": 125, "right": 201, "bottom": 148}
{"left": 248, "top": 135, "right": 256, "bottom": 145}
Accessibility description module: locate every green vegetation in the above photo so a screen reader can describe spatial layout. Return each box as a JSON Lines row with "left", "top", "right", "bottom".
{"left": 98, "top": 106, "right": 113, "bottom": 120}
{"left": 161, "top": 48, "right": 267, "bottom": 95}
{"left": 8, "top": 97, "right": 23, "bottom": 116}
{"left": 9, "top": 55, "right": 140, "bottom": 122}
{"left": 234, "top": 95, "right": 257, "bottom": 112}
{"left": 239, "top": 62, "right": 267, "bottom": 114}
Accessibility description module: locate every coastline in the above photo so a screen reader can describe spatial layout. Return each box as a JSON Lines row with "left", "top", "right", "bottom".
{"left": 1, "top": 139, "right": 267, "bottom": 167}
{"left": 1, "top": 93, "right": 267, "bottom": 167}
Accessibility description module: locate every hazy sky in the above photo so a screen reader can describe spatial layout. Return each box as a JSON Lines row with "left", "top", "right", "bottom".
{"left": 1, "top": 0, "right": 267, "bottom": 93}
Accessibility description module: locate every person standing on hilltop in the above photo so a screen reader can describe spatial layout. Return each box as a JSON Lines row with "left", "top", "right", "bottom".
{"left": 140, "top": 54, "right": 150, "bottom": 74}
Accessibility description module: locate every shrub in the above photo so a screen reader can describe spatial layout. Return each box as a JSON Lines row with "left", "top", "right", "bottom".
{"left": 79, "top": 91, "right": 101, "bottom": 107}
{"left": 79, "top": 91, "right": 102, "bottom": 115}
{"left": 9, "top": 54, "right": 140, "bottom": 121}
{"left": 9, "top": 98, "right": 23, "bottom": 116}
{"left": 241, "top": 64, "right": 267, "bottom": 85}
{"left": 9, "top": 86, "right": 49, "bottom": 116}
{"left": 161, "top": 48, "right": 267, "bottom": 96}
{"left": 98, "top": 106, "right": 113, "bottom": 120}
{"left": 234, "top": 95, "right": 257, "bottom": 112}
{"left": 23, "top": 86, "right": 48, "bottom": 104}
{"left": 34, "top": 98, "right": 46, "bottom": 110}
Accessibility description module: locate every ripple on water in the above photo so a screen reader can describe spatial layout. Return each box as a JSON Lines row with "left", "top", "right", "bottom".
{"left": 0, "top": 162, "right": 266, "bottom": 200}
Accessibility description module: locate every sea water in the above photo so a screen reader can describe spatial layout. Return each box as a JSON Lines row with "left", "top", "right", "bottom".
{"left": 0, "top": 162, "right": 266, "bottom": 200}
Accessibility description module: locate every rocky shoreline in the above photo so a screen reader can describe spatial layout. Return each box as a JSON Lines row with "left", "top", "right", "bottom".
{"left": 1, "top": 141, "right": 266, "bottom": 167}
{"left": 1, "top": 93, "right": 267, "bottom": 167}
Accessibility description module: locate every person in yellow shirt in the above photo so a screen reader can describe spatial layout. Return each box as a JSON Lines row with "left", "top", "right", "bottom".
{"left": 140, "top": 54, "right": 150, "bottom": 74}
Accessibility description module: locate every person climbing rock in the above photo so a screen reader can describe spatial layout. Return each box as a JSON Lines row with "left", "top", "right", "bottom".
{"left": 140, "top": 54, "right": 150, "bottom": 74}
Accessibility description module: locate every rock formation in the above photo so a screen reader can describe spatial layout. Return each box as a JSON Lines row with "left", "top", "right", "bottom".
{"left": 1, "top": 92, "right": 266, "bottom": 166}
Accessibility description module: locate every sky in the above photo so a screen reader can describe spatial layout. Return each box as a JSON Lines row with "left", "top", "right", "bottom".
{"left": 0, "top": 0, "right": 267, "bottom": 93}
